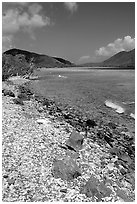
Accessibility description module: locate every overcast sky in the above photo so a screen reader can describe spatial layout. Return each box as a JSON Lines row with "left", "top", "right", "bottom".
{"left": 2, "top": 2, "right": 135, "bottom": 63}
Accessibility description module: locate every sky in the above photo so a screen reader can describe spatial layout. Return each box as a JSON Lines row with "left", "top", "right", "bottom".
{"left": 2, "top": 1, "right": 135, "bottom": 63}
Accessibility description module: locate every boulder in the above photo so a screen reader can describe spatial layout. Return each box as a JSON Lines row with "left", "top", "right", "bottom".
{"left": 13, "top": 97, "right": 24, "bottom": 105}
{"left": 81, "top": 176, "right": 100, "bottom": 199}
{"left": 2, "top": 89, "right": 15, "bottom": 97}
{"left": 81, "top": 175, "right": 112, "bottom": 201}
{"left": 118, "top": 153, "right": 132, "bottom": 165}
{"left": 66, "top": 130, "right": 84, "bottom": 151}
{"left": 17, "top": 92, "right": 29, "bottom": 100}
{"left": 52, "top": 156, "right": 81, "bottom": 181}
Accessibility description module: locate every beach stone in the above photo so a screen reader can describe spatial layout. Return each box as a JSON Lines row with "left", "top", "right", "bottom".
{"left": 81, "top": 176, "right": 100, "bottom": 198}
{"left": 107, "top": 163, "right": 114, "bottom": 171}
{"left": 81, "top": 175, "right": 112, "bottom": 200}
{"left": 2, "top": 89, "right": 15, "bottom": 97}
{"left": 60, "top": 188, "right": 67, "bottom": 193}
{"left": 120, "top": 167, "right": 127, "bottom": 175}
{"left": 66, "top": 130, "right": 84, "bottom": 151}
{"left": 116, "top": 187, "right": 132, "bottom": 202}
{"left": 118, "top": 153, "right": 132, "bottom": 165}
{"left": 37, "top": 119, "right": 51, "bottom": 125}
{"left": 3, "top": 174, "right": 8, "bottom": 179}
{"left": 7, "top": 178, "right": 15, "bottom": 185}
{"left": 97, "top": 130, "right": 104, "bottom": 139}
{"left": 13, "top": 97, "right": 24, "bottom": 105}
{"left": 17, "top": 92, "right": 30, "bottom": 100}
{"left": 85, "top": 119, "right": 97, "bottom": 128}
{"left": 109, "top": 147, "right": 120, "bottom": 156}
{"left": 108, "top": 122, "right": 117, "bottom": 129}
{"left": 52, "top": 156, "right": 81, "bottom": 181}
{"left": 104, "top": 135, "right": 113, "bottom": 147}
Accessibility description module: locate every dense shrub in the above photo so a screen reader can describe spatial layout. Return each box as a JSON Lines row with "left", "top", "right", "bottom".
{"left": 2, "top": 54, "right": 33, "bottom": 81}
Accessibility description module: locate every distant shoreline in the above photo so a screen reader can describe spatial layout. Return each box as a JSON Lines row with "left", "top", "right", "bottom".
{"left": 35, "top": 67, "right": 135, "bottom": 72}
{"left": 72, "top": 66, "right": 135, "bottom": 70}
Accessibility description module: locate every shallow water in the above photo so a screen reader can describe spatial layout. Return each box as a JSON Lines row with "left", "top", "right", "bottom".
{"left": 30, "top": 68, "right": 135, "bottom": 123}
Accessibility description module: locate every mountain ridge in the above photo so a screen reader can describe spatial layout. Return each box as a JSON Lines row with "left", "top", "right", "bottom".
{"left": 2, "top": 48, "right": 135, "bottom": 80}
{"left": 3, "top": 48, "right": 74, "bottom": 68}
{"left": 80, "top": 49, "right": 135, "bottom": 68}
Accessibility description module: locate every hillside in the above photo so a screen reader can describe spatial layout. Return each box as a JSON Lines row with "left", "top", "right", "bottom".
{"left": 80, "top": 49, "right": 135, "bottom": 68}
{"left": 103, "top": 49, "right": 135, "bottom": 67}
{"left": 4, "top": 48, "right": 74, "bottom": 68}
{"left": 2, "top": 48, "right": 74, "bottom": 80}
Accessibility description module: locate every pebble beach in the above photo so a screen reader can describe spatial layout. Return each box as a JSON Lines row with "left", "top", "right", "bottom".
{"left": 2, "top": 78, "right": 135, "bottom": 202}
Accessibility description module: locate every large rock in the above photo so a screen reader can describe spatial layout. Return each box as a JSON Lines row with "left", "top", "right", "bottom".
{"left": 66, "top": 130, "right": 84, "bottom": 151}
{"left": 81, "top": 175, "right": 112, "bottom": 201}
{"left": 52, "top": 156, "right": 81, "bottom": 181}
{"left": 2, "top": 89, "right": 15, "bottom": 97}
{"left": 13, "top": 97, "right": 24, "bottom": 105}
{"left": 17, "top": 92, "right": 29, "bottom": 101}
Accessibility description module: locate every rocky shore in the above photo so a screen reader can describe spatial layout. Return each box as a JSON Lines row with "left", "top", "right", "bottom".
{"left": 2, "top": 77, "right": 135, "bottom": 202}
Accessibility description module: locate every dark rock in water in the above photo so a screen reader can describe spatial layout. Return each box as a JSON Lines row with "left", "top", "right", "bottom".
{"left": 108, "top": 122, "right": 117, "bottom": 129}
{"left": 85, "top": 119, "right": 97, "bottom": 128}
{"left": 2, "top": 89, "right": 15, "bottom": 97}
{"left": 42, "top": 99, "right": 51, "bottom": 107}
{"left": 18, "top": 85, "right": 33, "bottom": 96}
{"left": 17, "top": 92, "right": 29, "bottom": 101}
{"left": 52, "top": 156, "right": 81, "bottom": 181}
{"left": 66, "top": 130, "right": 84, "bottom": 151}
{"left": 81, "top": 175, "right": 112, "bottom": 201}
{"left": 13, "top": 98, "right": 24, "bottom": 105}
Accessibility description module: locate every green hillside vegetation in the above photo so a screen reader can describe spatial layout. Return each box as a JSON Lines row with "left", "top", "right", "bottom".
{"left": 2, "top": 54, "right": 30, "bottom": 80}
{"left": 2, "top": 48, "right": 74, "bottom": 80}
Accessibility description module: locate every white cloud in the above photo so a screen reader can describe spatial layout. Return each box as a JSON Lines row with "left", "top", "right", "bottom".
{"left": 3, "top": 8, "right": 50, "bottom": 35}
{"left": 96, "top": 36, "right": 135, "bottom": 57}
{"left": 78, "top": 55, "right": 91, "bottom": 63}
{"left": 64, "top": 2, "right": 78, "bottom": 13}
{"left": 28, "top": 3, "right": 43, "bottom": 15}
{"left": 2, "top": 2, "right": 51, "bottom": 43}
{"left": 77, "top": 35, "right": 135, "bottom": 63}
{"left": 2, "top": 3, "right": 51, "bottom": 50}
